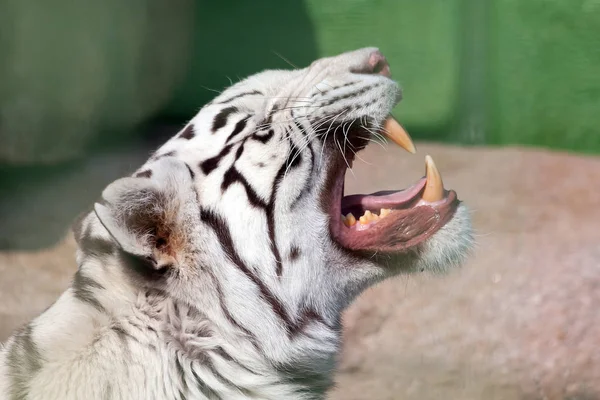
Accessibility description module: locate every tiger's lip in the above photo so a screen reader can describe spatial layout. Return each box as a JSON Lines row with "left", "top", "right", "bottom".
{"left": 325, "top": 143, "right": 459, "bottom": 254}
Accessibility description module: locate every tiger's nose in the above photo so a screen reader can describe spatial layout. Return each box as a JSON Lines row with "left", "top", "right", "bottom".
{"left": 312, "top": 47, "right": 392, "bottom": 77}
{"left": 366, "top": 50, "right": 391, "bottom": 77}
{"left": 347, "top": 49, "right": 391, "bottom": 78}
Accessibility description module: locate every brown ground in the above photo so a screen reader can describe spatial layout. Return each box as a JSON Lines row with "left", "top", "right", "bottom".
{"left": 1, "top": 142, "right": 599, "bottom": 399}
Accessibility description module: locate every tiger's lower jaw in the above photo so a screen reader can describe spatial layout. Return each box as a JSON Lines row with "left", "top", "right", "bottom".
{"left": 326, "top": 134, "right": 464, "bottom": 256}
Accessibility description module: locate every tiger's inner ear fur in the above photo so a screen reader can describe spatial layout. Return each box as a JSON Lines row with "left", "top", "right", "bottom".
{"left": 94, "top": 158, "right": 198, "bottom": 272}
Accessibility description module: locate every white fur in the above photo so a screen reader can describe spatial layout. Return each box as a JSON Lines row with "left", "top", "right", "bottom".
{"left": 0, "top": 48, "right": 472, "bottom": 400}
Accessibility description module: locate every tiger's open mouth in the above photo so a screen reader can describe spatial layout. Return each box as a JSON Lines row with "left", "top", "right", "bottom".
{"left": 327, "top": 116, "right": 459, "bottom": 254}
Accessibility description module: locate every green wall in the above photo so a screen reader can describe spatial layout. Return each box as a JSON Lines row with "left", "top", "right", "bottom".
{"left": 487, "top": 0, "right": 600, "bottom": 153}
{"left": 165, "top": 0, "right": 600, "bottom": 153}
{"left": 2, "top": 0, "right": 599, "bottom": 165}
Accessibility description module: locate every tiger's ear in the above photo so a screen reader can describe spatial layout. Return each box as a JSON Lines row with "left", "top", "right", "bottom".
{"left": 93, "top": 158, "right": 197, "bottom": 271}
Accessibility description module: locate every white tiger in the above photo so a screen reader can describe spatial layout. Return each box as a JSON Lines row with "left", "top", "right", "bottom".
{"left": 0, "top": 48, "right": 472, "bottom": 400}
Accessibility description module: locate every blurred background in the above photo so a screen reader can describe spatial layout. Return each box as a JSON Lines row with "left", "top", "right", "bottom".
{"left": 1, "top": 1, "right": 599, "bottom": 399}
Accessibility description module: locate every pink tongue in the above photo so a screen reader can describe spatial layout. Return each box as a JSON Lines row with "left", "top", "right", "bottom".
{"left": 341, "top": 177, "right": 426, "bottom": 210}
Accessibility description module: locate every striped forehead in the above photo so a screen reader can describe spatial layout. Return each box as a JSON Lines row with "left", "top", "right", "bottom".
{"left": 152, "top": 104, "right": 279, "bottom": 164}
{"left": 134, "top": 58, "right": 390, "bottom": 189}
{"left": 135, "top": 112, "right": 294, "bottom": 206}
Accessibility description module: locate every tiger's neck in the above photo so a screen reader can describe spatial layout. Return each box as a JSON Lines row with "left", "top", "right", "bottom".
{"left": 1, "top": 249, "right": 340, "bottom": 399}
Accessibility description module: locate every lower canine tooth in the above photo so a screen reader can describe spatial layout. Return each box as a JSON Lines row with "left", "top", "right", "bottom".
{"left": 422, "top": 155, "right": 445, "bottom": 202}
{"left": 380, "top": 208, "right": 391, "bottom": 217}
{"left": 359, "top": 216, "right": 368, "bottom": 225}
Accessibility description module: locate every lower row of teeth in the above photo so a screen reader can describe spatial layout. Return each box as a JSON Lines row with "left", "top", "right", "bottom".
{"left": 341, "top": 209, "right": 392, "bottom": 229}
{"left": 340, "top": 153, "right": 447, "bottom": 231}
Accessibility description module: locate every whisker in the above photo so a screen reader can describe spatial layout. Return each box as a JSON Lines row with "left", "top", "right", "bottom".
{"left": 347, "top": 145, "right": 374, "bottom": 167}
{"left": 360, "top": 125, "right": 389, "bottom": 149}
{"left": 318, "top": 110, "right": 348, "bottom": 162}
{"left": 271, "top": 50, "right": 299, "bottom": 69}
{"left": 358, "top": 130, "right": 387, "bottom": 150}
{"left": 201, "top": 85, "right": 222, "bottom": 94}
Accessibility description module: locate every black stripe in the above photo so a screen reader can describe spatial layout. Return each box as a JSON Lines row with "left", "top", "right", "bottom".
{"left": 216, "top": 90, "right": 262, "bottom": 105}
{"left": 293, "top": 120, "right": 306, "bottom": 136}
{"left": 215, "top": 347, "right": 234, "bottom": 362}
{"left": 6, "top": 324, "right": 43, "bottom": 400}
{"left": 291, "top": 141, "right": 315, "bottom": 209}
{"left": 190, "top": 364, "right": 222, "bottom": 400}
{"left": 185, "top": 163, "right": 196, "bottom": 180}
{"left": 234, "top": 142, "right": 244, "bottom": 161}
{"left": 214, "top": 347, "right": 258, "bottom": 376}
{"left": 200, "top": 210, "right": 292, "bottom": 330}
{"left": 111, "top": 325, "right": 134, "bottom": 342}
{"left": 135, "top": 169, "right": 153, "bottom": 178}
{"left": 118, "top": 250, "right": 170, "bottom": 282}
{"left": 268, "top": 160, "right": 289, "bottom": 277}
{"left": 175, "top": 356, "right": 189, "bottom": 398}
{"left": 72, "top": 210, "right": 91, "bottom": 245}
{"left": 264, "top": 104, "right": 278, "bottom": 125}
{"left": 221, "top": 167, "right": 267, "bottom": 208}
{"left": 206, "top": 269, "right": 256, "bottom": 342}
{"left": 201, "top": 211, "right": 328, "bottom": 338}
{"left": 347, "top": 97, "right": 378, "bottom": 111}
{"left": 200, "top": 144, "right": 233, "bottom": 175}
{"left": 285, "top": 138, "right": 303, "bottom": 170}
{"left": 212, "top": 107, "right": 238, "bottom": 132}
{"left": 312, "top": 80, "right": 359, "bottom": 97}
{"left": 252, "top": 128, "right": 274, "bottom": 144}
{"left": 110, "top": 325, "right": 134, "bottom": 354}
{"left": 225, "top": 116, "right": 250, "bottom": 144}
{"left": 79, "top": 229, "right": 115, "bottom": 260}
{"left": 254, "top": 103, "right": 277, "bottom": 132}
{"left": 178, "top": 125, "right": 196, "bottom": 140}
{"left": 266, "top": 204, "right": 282, "bottom": 277}
{"left": 152, "top": 150, "right": 177, "bottom": 160}
{"left": 277, "top": 359, "right": 334, "bottom": 396}
{"left": 72, "top": 270, "right": 106, "bottom": 313}
{"left": 205, "top": 356, "right": 254, "bottom": 397}
{"left": 288, "top": 245, "right": 301, "bottom": 261}
{"left": 320, "top": 83, "right": 381, "bottom": 107}
{"left": 218, "top": 140, "right": 285, "bottom": 277}
{"left": 291, "top": 308, "right": 329, "bottom": 338}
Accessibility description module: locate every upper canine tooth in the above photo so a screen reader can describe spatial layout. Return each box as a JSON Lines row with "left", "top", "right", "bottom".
{"left": 422, "top": 155, "right": 445, "bottom": 202}
{"left": 382, "top": 116, "right": 417, "bottom": 154}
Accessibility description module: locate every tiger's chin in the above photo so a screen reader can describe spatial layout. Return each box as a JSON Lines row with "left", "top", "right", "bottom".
{"left": 324, "top": 115, "right": 473, "bottom": 272}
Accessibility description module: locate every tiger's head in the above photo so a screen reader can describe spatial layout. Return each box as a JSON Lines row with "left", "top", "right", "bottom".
{"left": 81, "top": 47, "right": 472, "bottom": 390}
